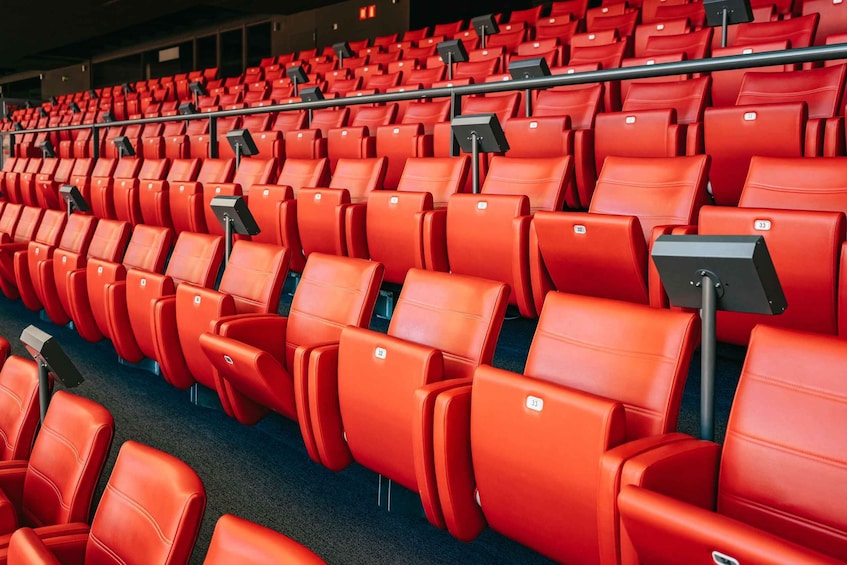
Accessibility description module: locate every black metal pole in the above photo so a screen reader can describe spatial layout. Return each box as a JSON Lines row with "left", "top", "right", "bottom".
{"left": 235, "top": 143, "right": 242, "bottom": 170}
{"left": 447, "top": 50, "right": 453, "bottom": 81}
{"left": 209, "top": 116, "right": 218, "bottom": 158}
{"left": 525, "top": 88, "right": 532, "bottom": 117}
{"left": 471, "top": 133, "right": 480, "bottom": 194}
{"left": 721, "top": 7, "right": 729, "bottom": 49}
{"left": 293, "top": 76, "right": 299, "bottom": 97}
{"left": 66, "top": 198, "right": 73, "bottom": 218}
{"left": 38, "top": 361, "right": 50, "bottom": 424}
{"left": 480, "top": 27, "right": 486, "bottom": 49}
{"left": 700, "top": 272, "right": 717, "bottom": 441}
{"left": 224, "top": 216, "right": 233, "bottom": 266}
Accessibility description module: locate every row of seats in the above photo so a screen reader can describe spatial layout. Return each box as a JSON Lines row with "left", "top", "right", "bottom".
{"left": 7, "top": 252, "right": 845, "bottom": 564}
{"left": 0, "top": 354, "right": 324, "bottom": 564}
{"left": 1, "top": 149, "right": 845, "bottom": 341}
{"left": 12, "top": 57, "right": 847, "bottom": 213}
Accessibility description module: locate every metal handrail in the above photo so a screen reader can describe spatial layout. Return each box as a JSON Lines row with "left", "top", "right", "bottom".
{"left": 4, "top": 42, "right": 847, "bottom": 159}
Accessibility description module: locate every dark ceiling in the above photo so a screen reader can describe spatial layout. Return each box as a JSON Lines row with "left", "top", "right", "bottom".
{"left": 0, "top": 0, "right": 345, "bottom": 79}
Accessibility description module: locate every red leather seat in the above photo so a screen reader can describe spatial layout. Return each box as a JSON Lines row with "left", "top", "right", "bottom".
{"left": 0, "top": 391, "right": 112, "bottom": 553}
{"left": 0, "top": 206, "right": 43, "bottom": 300}
{"left": 89, "top": 157, "right": 129, "bottom": 219}
{"left": 170, "top": 158, "right": 234, "bottom": 234}
{"left": 2, "top": 159, "right": 28, "bottom": 204}
{"left": 125, "top": 232, "right": 223, "bottom": 388}
{"left": 13, "top": 210, "right": 66, "bottom": 312}
{"left": 203, "top": 514, "right": 325, "bottom": 564}
{"left": 17, "top": 159, "right": 44, "bottom": 208}
{"left": 198, "top": 253, "right": 382, "bottom": 431}
{"left": 698, "top": 156, "right": 847, "bottom": 344}
{"left": 113, "top": 158, "right": 168, "bottom": 225}
{"left": 734, "top": 65, "right": 846, "bottom": 157}
{"left": 201, "top": 158, "right": 276, "bottom": 236}
{"left": 5, "top": 440, "right": 206, "bottom": 565}
{"left": 60, "top": 219, "right": 131, "bottom": 343}
{"left": 36, "top": 159, "right": 75, "bottom": 210}
{"left": 425, "top": 292, "right": 698, "bottom": 564}
{"left": 618, "top": 325, "right": 847, "bottom": 564}
{"left": 326, "top": 105, "right": 397, "bottom": 171}
{"left": 0, "top": 356, "right": 40, "bottom": 463}
{"left": 531, "top": 155, "right": 709, "bottom": 312}
{"left": 430, "top": 156, "right": 572, "bottom": 318}
{"left": 307, "top": 268, "right": 507, "bottom": 483}
{"left": 364, "top": 156, "right": 470, "bottom": 284}
{"left": 174, "top": 241, "right": 289, "bottom": 393}
{"left": 86, "top": 224, "right": 173, "bottom": 352}
{"left": 643, "top": 27, "right": 713, "bottom": 60}
{"left": 633, "top": 19, "right": 690, "bottom": 57}
{"left": 30, "top": 214, "right": 96, "bottom": 326}
{"left": 296, "top": 157, "right": 387, "bottom": 259}
{"left": 140, "top": 158, "right": 200, "bottom": 229}
{"left": 710, "top": 41, "right": 792, "bottom": 108}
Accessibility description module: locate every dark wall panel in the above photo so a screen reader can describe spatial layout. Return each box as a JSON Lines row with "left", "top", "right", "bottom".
{"left": 41, "top": 62, "right": 91, "bottom": 98}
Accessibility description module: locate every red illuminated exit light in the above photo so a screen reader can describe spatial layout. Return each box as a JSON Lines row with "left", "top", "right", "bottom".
{"left": 359, "top": 4, "right": 377, "bottom": 20}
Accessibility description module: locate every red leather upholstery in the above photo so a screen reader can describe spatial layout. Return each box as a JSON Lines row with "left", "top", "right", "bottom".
{"left": 594, "top": 108, "right": 684, "bottom": 179}
{"left": 633, "top": 19, "right": 689, "bottom": 57}
{"left": 170, "top": 158, "right": 234, "bottom": 234}
{"left": 62, "top": 219, "right": 131, "bottom": 343}
{"left": 198, "top": 253, "right": 382, "bottom": 429}
{"left": 621, "top": 77, "right": 711, "bottom": 155}
{"left": 127, "top": 232, "right": 223, "bottom": 389}
{"left": 735, "top": 65, "right": 846, "bottom": 157}
{"left": 7, "top": 528, "right": 58, "bottom": 565}
{"left": 733, "top": 13, "right": 818, "bottom": 50}
{"left": 375, "top": 123, "right": 435, "bottom": 190}
{"left": 86, "top": 224, "right": 173, "bottom": 358}
{"left": 297, "top": 157, "right": 387, "bottom": 258}
{"left": 140, "top": 158, "right": 200, "bottom": 229}
{"left": 201, "top": 158, "right": 275, "bottom": 236}
{"left": 175, "top": 241, "right": 289, "bottom": 391}
{"left": 18, "top": 159, "right": 45, "bottom": 208}
{"left": 14, "top": 210, "right": 66, "bottom": 312}
{"left": 6, "top": 440, "right": 205, "bottom": 565}
{"left": 618, "top": 325, "right": 847, "bottom": 564}
{"left": 203, "top": 514, "right": 325, "bottom": 565}
{"left": 643, "top": 27, "right": 712, "bottom": 60}
{"left": 0, "top": 206, "right": 43, "bottom": 300}
{"left": 710, "top": 41, "right": 791, "bottom": 108}
{"left": 427, "top": 292, "right": 698, "bottom": 564}
{"left": 440, "top": 156, "right": 572, "bottom": 318}
{"left": 310, "top": 268, "right": 507, "bottom": 481}
{"left": 90, "top": 157, "right": 133, "bottom": 219}
{"left": 36, "top": 159, "right": 75, "bottom": 211}
{"left": 0, "top": 391, "right": 113, "bottom": 541}
{"left": 326, "top": 106, "right": 396, "bottom": 171}
{"left": 805, "top": 0, "right": 847, "bottom": 45}
{"left": 0, "top": 356, "right": 40, "bottom": 462}
{"left": 704, "top": 102, "right": 806, "bottom": 205}
{"left": 699, "top": 156, "right": 847, "bottom": 344}
{"left": 113, "top": 158, "right": 168, "bottom": 226}
{"left": 365, "top": 156, "right": 469, "bottom": 283}
{"left": 532, "top": 155, "right": 709, "bottom": 311}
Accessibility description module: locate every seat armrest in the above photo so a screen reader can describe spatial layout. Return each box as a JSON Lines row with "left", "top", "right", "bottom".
{"left": 413, "top": 378, "right": 473, "bottom": 530}
{"left": 293, "top": 342, "right": 340, "bottom": 466}
{"left": 211, "top": 314, "right": 288, "bottom": 360}
{"left": 421, "top": 209, "right": 448, "bottom": 272}
{"left": 344, "top": 203, "right": 369, "bottom": 259}
{"left": 596, "top": 433, "right": 692, "bottom": 565}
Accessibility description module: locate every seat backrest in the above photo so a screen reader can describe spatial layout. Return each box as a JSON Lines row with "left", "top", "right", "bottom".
{"left": 328, "top": 158, "right": 387, "bottom": 201}
{"left": 22, "top": 391, "right": 114, "bottom": 528}
{"left": 87, "top": 441, "right": 206, "bottom": 565}
{"left": 136, "top": 158, "right": 168, "bottom": 181}
{"left": 735, "top": 65, "right": 845, "bottom": 119}
{"left": 350, "top": 105, "right": 397, "bottom": 129}
{"left": 397, "top": 157, "right": 470, "bottom": 206}
{"left": 460, "top": 93, "right": 520, "bottom": 124}
{"left": 196, "top": 158, "right": 235, "bottom": 184}
{"left": 119, "top": 224, "right": 172, "bottom": 272}
{"left": 0, "top": 356, "right": 40, "bottom": 461}
{"left": 531, "top": 291, "right": 698, "bottom": 437}
{"left": 310, "top": 108, "right": 349, "bottom": 137}
{"left": 401, "top": 100, "right": 451, "bottom": 134}
{"left": 204, "top": 514, "right": 326, "bottom": 565}
{"left": 87, "top": 219, "right": 131, "bottom": 262}
{"left": 482, "top": 156, "right": 571, "bottom": 212}
{"left": 31, "top": 210, "right": 65, "bottom": 247}
{"left": 111, "top": 157, "right": 142, "bottom": 180}
{"left": 231, "top": 158, "right": 276, "bottom": 196}
{"left": 568, "top": 41, "right": 626, "bottom": 69}
{"left": 718, "top": 325, "right": 847, "bottom": 560}
{"left": 12, "top": 207, "right": 43, "bottom": 245}
{"left": 91, "top": 157, "right": 117, "bottom": 179}
{"left": 218, "top": 240, "right": 289, "bottom": 314}
{"left": 57, "top": 214, "right": 96, "bottom": 254}
{"left": 590, "top": 155, "right": 710, "bottom": 240}
{"left": 278, "top": 158, "right": 331, "bottom": 197}
{"left": 739, "top": 156, "right": 847, "bottom": 213}
{"left": 164, "top": 232, "right": 224, "bottom": 287}
{"left": 165, "top": 158, "right": 200, "bottom": 182}
{"left": 623, "top": 76, "right": 710, "bottom": 124}
{"left": 644, "top": 27, "right": 713, "bottom": 60}
{"left": 733, "top": 13, "right": 819, "bottom": 49}
{"left": 388, "top": 269, "right": 508, "bottom": 379}
{"left": 285, "top": 254, "right": 383, "bottom": 369}
{"left": 271, "top": 111, "right": 307, "bottom": 133}
{"left": 532, "top": 84, "right": 603, "bottom": 129}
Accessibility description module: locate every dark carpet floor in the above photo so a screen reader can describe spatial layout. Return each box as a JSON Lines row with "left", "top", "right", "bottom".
{"left": 0, "top": 291, "right": 744, "bottom": 564}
